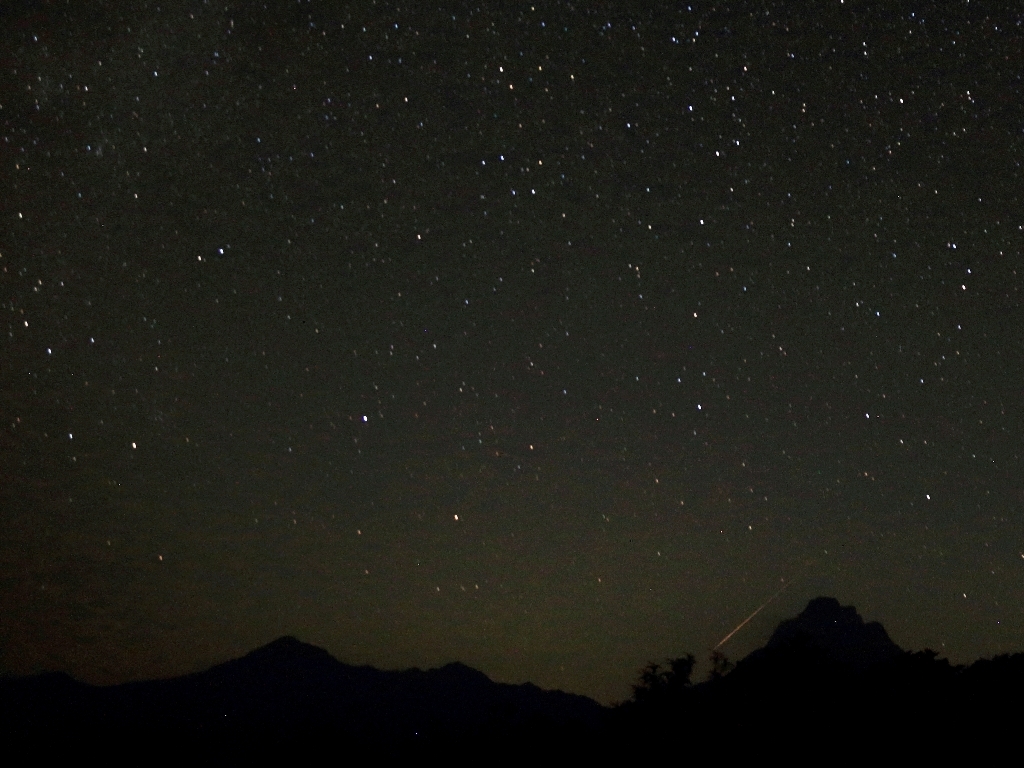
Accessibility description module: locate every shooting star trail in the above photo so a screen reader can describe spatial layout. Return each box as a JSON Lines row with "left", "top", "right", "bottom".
{"left": 714, "top": 579, "right": 796, "bottom": 650}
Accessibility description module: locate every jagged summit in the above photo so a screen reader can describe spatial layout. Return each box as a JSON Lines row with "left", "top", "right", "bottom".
{"left": 763, "top": 596, "right": 903, "bottom": 670}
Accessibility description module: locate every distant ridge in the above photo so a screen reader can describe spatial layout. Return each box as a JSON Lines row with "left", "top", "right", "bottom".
{"left": 0, "top": 636, "right": 603, "bottom": 755}
{"left": 246, "top": 634, "right": 328, "bottom": 658}
{"left": 214, "top": 634, "right": 352, "bottom": 677}
{"left": 7, "top": 604, "right": 1024, "bottom": 756}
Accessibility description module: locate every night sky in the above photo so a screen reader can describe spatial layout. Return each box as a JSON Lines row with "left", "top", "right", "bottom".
{"left": 2, "top": 0, "right": 1023, "bottom": 705}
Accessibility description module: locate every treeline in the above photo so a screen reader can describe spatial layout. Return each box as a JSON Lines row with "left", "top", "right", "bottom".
{"left": 4, "top": 631, "right": 1023, "bottom": 758}
{"left": 609, "top": 640, "right": 1024, "bottom": 756}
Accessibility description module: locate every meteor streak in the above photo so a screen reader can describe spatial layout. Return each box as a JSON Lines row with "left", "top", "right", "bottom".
{"left": 714, "top": 579, "right": 795, "bottom": 650}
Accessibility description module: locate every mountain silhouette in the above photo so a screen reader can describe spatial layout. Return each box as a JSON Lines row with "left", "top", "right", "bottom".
{"left": 6, "top": 603, "right": 1024, "bottom": 757}
{"left": 0, "top": 636, "right": 602, "bottom": 757}
{"left": 761, "top": 596, "right": 903, "bottom": 670}
{"left": 616, "top": 597, "right": 1024, "bottom": 757}
{"left": 716, "top": 596, "right": 907, "bottom": 707}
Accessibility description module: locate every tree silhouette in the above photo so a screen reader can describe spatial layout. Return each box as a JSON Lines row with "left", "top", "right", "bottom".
{"left": 707, "top": 649, "right": 734, "bottom": 681}
{"left": 630, "top": 654, "right": 695, "bottom": 706}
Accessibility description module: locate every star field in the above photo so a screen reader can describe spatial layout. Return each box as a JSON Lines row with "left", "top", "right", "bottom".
{"left": 2, "top": 1, "right": 1023, "bottom": 704}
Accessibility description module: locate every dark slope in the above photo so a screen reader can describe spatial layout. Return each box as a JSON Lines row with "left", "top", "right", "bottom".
{"left": 615, "top": 597, "right": 1024, "bottom": 757}
{"left": 0, "top": 636, "right": 602, "bottom": 756}
{"left": 754, "top": 595, "right": 904, "bottom": 670}
{"left": 6, "top": 604, "right": 1024, "bottom": 757}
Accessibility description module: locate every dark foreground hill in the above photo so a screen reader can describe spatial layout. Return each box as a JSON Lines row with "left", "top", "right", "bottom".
{"left": 5, "top": 599, "right": 1024, "bottom": 758}
{"left": 615, "top": 597, "right": 1024, "bottom": 756}
{"left": 0, "top": 636, "right": 602, "bottom": 758}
